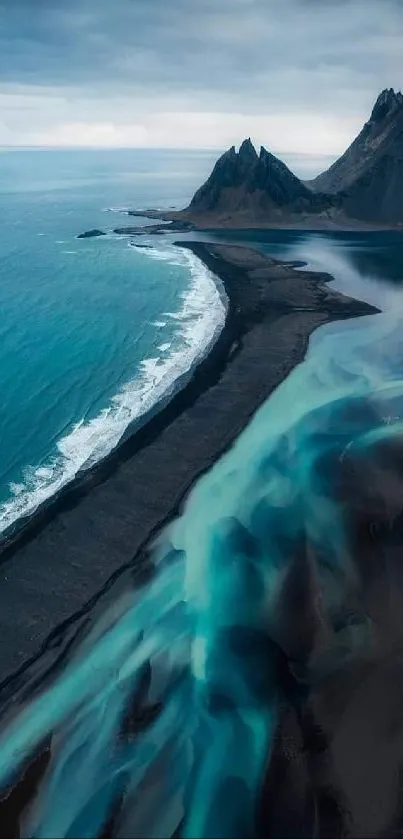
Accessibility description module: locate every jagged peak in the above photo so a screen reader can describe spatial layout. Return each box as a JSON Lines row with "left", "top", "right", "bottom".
{"left": 259, "top": 145, "right": 277, "bottom": 161}
{"left": 212, "top": 145, "right": 236, "bottom": 167}
{"left": 259, "top": 145, "right": 295, "bottom": 173}
{"left": 188, "top": 136, "right": 331, "bottom": 215}
{"left": 370, "top": 88, "right": 403, "bottom": 122}
{"left": 238, "top": 138, "right": 258, "bottom": 159}
{"left": 220, "top": 145, "right": 236, "bottom": 157}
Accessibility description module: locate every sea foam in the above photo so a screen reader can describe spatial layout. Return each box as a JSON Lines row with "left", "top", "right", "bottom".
{"left": 0, "top": 245, "right": 227, "bottom": 536}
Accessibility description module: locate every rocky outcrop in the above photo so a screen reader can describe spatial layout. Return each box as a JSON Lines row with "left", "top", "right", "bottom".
{"left": 114, "top": 226, "right": 168, "bottom": 235}
{"left": 307, "top": 88, "right": 403, "bottom": 224}
{"left": 78, "top": 220, "right": 195, "bottom": 239}
{"left": 77, "top": 229, "right": 106, "bottom": 239}
{"left": 127, "top": 214, "right": 194, "bottom": 231}
{"left": 188, "top": 139, "right": 335, "bottom": 220}
{"left": 114, "top": 220, "right": 196, "bottom": 236}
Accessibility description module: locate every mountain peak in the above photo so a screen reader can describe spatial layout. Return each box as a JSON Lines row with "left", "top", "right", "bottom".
{"left": 370, "top": 88, "right": 403, "bottom": 122}
{"left": 308, "top": 87, "right": 403, "bottom": 223}
{"left": 259, "top": 145, "right": 278, "bottom": 162}
{"left": 238, "top": 138, "right": 258, "bottom": 160}
{"left": 187, "top": 138, "right": 331, "bottom": 218}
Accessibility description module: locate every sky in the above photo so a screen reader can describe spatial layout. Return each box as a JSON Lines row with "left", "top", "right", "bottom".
{"left": 0, "top": 0, "right": 402, "bottom": 154}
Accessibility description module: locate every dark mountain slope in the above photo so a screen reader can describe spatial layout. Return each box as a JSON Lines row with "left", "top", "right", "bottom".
{"left": 187, "top": 139, "right": 334, "bottom": 220}
{"left": 307, "top": 88, "right": 403, "bottom": 224}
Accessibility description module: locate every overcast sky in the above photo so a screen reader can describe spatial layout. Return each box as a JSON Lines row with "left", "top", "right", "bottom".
{"left": 0, "top": 0, "right": 402, "bottom": 153}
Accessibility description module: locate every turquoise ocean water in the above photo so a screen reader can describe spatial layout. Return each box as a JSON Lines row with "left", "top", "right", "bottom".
{"left": 0, "top": 148, "right": 227, "bottom": 535}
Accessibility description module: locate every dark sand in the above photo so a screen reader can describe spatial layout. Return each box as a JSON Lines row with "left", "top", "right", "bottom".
{"left": 0, "top": 242, "right": 377, "bottom": 712}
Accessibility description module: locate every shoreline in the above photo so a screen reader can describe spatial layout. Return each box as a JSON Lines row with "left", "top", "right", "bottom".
{"left": 121, "top": 208, "right": 403, "bottom": 233}
{"left": 0, "top": 242, "right": 378, "bottom": 710}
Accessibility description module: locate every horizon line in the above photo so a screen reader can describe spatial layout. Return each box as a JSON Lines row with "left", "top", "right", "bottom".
{"left": 0, "top": 144, "right": 338, "bottom": 158}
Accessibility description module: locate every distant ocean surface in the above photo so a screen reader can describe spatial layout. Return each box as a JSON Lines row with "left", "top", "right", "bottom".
{"left": 0, "top": 148, "right": 232, "bottom": 535}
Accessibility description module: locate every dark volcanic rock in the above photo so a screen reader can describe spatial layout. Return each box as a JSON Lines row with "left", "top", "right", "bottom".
{"left": 126, "top": 213, "right": 195, "bottom": 231}
{"left": 114, "top": 227, "right": 149, "bottom": 235}
{"left": 256, "top": 146, "right": 331, "bottom": 213}
{"left": 114, "top": 220, "right": 195, "bottom": 236}
{"left": 166, "top": 220, "right": 195, "bottom": 231}
{"left": 113, "top": 226, "right": 167, "bottom": 235}
{"left": 371, "top": 86, "right": 403, "bottom": 122}
{"left": 127, "top": 209, "right": 167, "bottom": 219}
{"left": 187, "top": 139, "right": 334, "bottom": 219}
{"left": 308, "top": 88, "right": 403, "bottom": 224}
{"left": 77, "top": 229, "right": 106, "bottom": 239}
{"left": 283, "top": 260, "right": 307, "bottom": 268}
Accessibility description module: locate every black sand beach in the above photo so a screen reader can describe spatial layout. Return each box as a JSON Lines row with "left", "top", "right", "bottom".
{"left": 0, "top": 242, "right": 377, "bottom": 713}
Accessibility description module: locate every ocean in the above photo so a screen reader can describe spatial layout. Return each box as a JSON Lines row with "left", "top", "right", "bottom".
{"left": 2, "top": 149, "right": 403, "bottom": 836}
{"left": 0, "top": 147, "right": 227, "bottom": 536}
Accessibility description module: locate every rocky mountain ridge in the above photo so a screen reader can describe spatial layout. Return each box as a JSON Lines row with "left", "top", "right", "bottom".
{"left": 307, "top": 88, "right": 403, "bottom": 224}
{"left": 187, "top": 138, "right": 335, "bottom": 222}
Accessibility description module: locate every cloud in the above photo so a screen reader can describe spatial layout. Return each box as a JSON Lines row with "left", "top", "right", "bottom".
{"left": 0, "top": 0, "right": 402, "bottom": 151}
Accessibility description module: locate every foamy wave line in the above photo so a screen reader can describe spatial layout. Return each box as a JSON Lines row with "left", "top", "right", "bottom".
{"left": 0, "top": 246, "right": 227, "bottom": 536}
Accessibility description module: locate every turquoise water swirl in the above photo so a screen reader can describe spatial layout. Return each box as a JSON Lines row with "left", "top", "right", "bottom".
{"left": 1, "top": 235, "right": 403, "bottom": 835}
